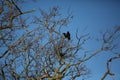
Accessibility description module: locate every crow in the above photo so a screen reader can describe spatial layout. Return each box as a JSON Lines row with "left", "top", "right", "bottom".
{"left": 59, "top": 53, "right": 66, "bottom": 57}
{"left": 63, "top": 31, "right": 71, "bottom": 40}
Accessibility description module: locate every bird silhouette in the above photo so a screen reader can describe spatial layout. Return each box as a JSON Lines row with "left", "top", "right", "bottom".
{"left": 59, "top": 53, "right": 66, "bottom": 57}
{"left": 63, "top": 31, "right": 71, "bottom": 40}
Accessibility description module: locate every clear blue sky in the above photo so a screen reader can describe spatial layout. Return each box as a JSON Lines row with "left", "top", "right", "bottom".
{"left": 22, "top": 0, "right": 120, "bottom": 80}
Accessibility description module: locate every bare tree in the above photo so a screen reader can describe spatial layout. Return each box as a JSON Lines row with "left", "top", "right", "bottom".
{"left": 100, "top": 26, "right": 120, "bottom": 80}
{"left": 0, "top": 0, "right": 120, "bottom": 80}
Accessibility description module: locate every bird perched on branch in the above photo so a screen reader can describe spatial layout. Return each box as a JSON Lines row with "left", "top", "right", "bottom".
{"left": 63, "top": 31, "right": 71, "bottom": 40}
{"left": 59, "top": 53, "right": 66, "bottom": 58}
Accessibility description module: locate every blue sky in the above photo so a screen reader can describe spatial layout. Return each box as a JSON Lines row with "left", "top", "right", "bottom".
{"left": 21, "top": 0, "right": 120, "bottom": 80}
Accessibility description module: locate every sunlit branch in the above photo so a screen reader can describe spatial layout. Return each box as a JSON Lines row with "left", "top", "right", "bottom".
{"left": 101, "top": 54, "right": 120, "bottom": 80}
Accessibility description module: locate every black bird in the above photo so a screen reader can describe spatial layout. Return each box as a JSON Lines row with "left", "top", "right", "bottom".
{"left": 59, "top": 53, "right": 66, "bottom": 57}
{"left": 63, "top": 31, "right": 71, "bottom": 40}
